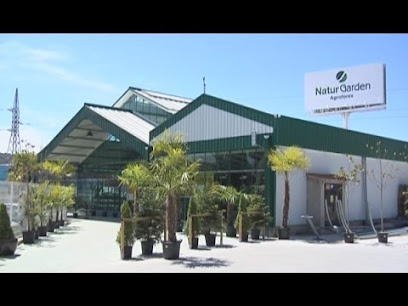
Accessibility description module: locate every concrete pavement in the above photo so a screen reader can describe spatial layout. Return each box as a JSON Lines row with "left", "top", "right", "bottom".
{"left": 1, "top": 218, "right": 408, "bottom": 273}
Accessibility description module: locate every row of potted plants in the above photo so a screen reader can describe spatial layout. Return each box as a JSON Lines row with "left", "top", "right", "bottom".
{"left": 7, "top": 149, "right": 76, "bottom": 246}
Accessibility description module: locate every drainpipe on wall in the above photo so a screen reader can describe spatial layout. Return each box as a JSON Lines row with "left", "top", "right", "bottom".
{"left": 361, "top": 156, "right": 369, "bottom": 225}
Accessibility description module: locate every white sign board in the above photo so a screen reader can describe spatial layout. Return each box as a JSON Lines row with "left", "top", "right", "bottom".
{"left": 305, "top": 63, "right": 386, "bottom": 115}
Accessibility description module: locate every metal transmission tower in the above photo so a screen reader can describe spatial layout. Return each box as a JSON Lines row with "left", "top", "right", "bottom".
{"left": 7, "top": 88, "right": 21, "bottom": 155}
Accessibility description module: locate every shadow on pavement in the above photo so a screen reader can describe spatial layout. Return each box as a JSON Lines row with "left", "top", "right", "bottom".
{"left": 214, "top": 244, "right": 236, "bottom": 249}
{"left": 0, "top": 253, "right": 21, "bottom": 266}
{"left": 133, "top": 253, "right": 164, "bottom": 261}
{"left": 172, "top": 256, "right": 230, "bottom": 269}
{"left": 19, "top": 236, "right": 58, "bottom": 249}
{"left": 193, "top": 246, "right": 211, "bottom": 251}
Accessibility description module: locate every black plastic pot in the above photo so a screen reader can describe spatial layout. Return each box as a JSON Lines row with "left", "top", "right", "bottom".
{"left": 204, "top": 233, "right": 216, "bottom": 247}
{"left": 239, "top": 232, "right": 249, "bottom": 242}
{"left": 121, "top": 246, "right": 133, "bottom": 260}
{"left": 34, "top": 229, "right": 39, "bottom": 240}
{"left": 189, "top": 237, "right": 199, "bottom": 249}
{"left": 22, "top": 230, "right": 35, "bottom": 244}
{"left": 0, "top": 238, "right": 18, "bottom": 256}
{"left": 162, "top": 240, "right": 182, "bottom": 260}
{"left": 278, "top": 227, "right": 290, "bottom": 240}
{"left": 59, "top": 220, "right": 65, "bottom": 227}
{"left": 141, "top": 239, "right": 154, "bottom": 255}
{"left": 378, "top": 232, "right": 388, "bottom": 243}
{"left": 54, "top": 221, "right": 60, "bottom": 229}
{"left": 344, "top": 232, "right": 355, "bottom": 243}
{"left": 226, "top": 225, "right": 237, "bottom": 238}
{"left": 251, "top": 228, "right": 261, "bottom": 240}
{"left": 47, "top": 222, "right": 54, "bottom": 233}
{"left": 73, "top": 212, "right": 78, "bottom": 218}
{"left": 38, "top": 226, "right": 48, "bottom": 237}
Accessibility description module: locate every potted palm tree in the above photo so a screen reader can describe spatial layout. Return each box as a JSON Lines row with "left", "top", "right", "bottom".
{"left": 42, "top": 159, "right": 76, "bottom": 226}
{"left": 32, "top": 181, "right": 50, "bottom": 237}
{"left": 184, "top": 195, "right": 200, "bottom": 249}
{"left": 247, "top": 194, "right": 271, "bottom": 240}
{"left": 0, "top": 203, "right": 18, "bottom": 256}
{"left": 116, "top": 200, "right": 135, "bottom": 260}
{"left": 8, "top": 150, "right": 40, "bottom": 244}
{"left": 150, "top": 131, "right": 201, "bottom": 260}
{"left": 134, "top": 187, "right": 164, "bottom": 256}
{"left": 118, "top": 161, "right": 152, "bottom": 213}
{"left": 219, "top": 185, "right": 239, "bottom": 237}
{"left": 234, "top": 192, "right": 251, "bottom": 242}
{"left": 194, "top": 181, "right": 223, "bottom": 247}
{"left": 267, "top": 146, "right": 310, "bottom": 239}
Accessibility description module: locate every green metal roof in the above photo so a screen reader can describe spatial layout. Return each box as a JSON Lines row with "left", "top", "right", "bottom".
{"left": 112, "top": 87, "right": 192, "bottom": 114}
{"left": 151, "top": 94, "right": 408, "bottom": 161}
{"left": 38, "top": 103, "right": 156, "bottom": 164}
{"left": 274, "top": 116, "right": 408, "bottom": 161}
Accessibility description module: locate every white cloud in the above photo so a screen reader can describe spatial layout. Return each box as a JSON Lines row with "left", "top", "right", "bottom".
{"left": 0, "top": 40, "right": 120, "bottom": 94}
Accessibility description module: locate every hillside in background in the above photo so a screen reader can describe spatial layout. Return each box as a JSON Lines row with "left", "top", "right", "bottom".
{"left": 0, "top": 153, "right": 12, "bottom": 164}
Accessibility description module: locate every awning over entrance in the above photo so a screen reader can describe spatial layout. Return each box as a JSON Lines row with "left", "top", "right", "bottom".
{"left": 38, "top": 103, "right": 156, "bottom": 164}
{"left": 306, "top": 173, "right": 345, "bottom": 182}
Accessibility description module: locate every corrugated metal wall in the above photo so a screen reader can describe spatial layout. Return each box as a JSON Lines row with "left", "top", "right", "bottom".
{"left": 164, "top": 104, "right": 273, "bottom": 143}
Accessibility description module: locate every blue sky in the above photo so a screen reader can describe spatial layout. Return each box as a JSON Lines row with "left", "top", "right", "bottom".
{"left": 1, "top": 33, "right": 407, "bottom": 153}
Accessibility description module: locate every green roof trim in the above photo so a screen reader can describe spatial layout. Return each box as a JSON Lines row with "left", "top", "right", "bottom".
{"left": 275, "top": 116, "right": 408, "bottom": 161}
{"left": 38, "top": 104, "right": 151, "bottom": 162}
{"left": 150, "top": 94, "right": 276, "bottom": 140}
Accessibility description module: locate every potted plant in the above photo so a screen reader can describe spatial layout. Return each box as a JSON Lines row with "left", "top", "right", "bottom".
{"left": 234, "top": 192, "right": 251, "bottom": 242}
{"left": 8, "top": 150, "right": 40, "bottom": 244}
{"left": 48, "top": 184, "right": 65, "bottom": 231}
{"left": 366, "top": 141, "right": 398, "bottom": 243}
{"left": 116, "top": 200, "right": 135, "bottom": 260}
{"left": 41, "top": 159, "right": 76, "bottom": 226}
{"left": 247, "top": 194, "right": 271, "bottom": 240}
{"left": 32, "top": 181, "right": 51, "bottom": 237}
{"left": 335, "top": 156, "right": 363, "bottom": 244}
{"left": 267, "top": 146, "right": 310, "bottom": 239}
{"left": 59, "top": 184, "right": 75, "bottom": 226}
{"left": 200, "top": 201, "right": 221, "bottom": 247}
{"left": 184, "top": 195, "right": 200, "bottom": 249}
{"left": 219, "top": 185, "right": 239, "bottom": 237}
{"left": 118, "top": 161, "right": 152, "bottom": 214}
{"left": 134, "top": 187, "right": 164, "bottom": 256}
{"left": 150, "top": 131, "right": 201, "bottom": 260}
{"left": 0, "top": 203, "right": 18, "bottom": 256}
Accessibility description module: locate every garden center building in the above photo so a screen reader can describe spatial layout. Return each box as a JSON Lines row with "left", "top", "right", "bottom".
{"left": 38, "top": 87, "right": 408, "bottom": 232}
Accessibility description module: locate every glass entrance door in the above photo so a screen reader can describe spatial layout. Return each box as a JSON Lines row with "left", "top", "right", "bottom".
{"left": 324, "top": 183, "right": 342, "bottom": 226}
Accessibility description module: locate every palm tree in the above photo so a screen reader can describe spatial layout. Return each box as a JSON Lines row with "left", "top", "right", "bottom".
{"left": 42, "top": 159, "right": 76, "bottom": 224}
{"left": 118, "top": 161, "right": 152, "bottom": 212}
{"left": 267, "top": 146, "right": 310, "bottom": 231}
{"left": 219, "top": 185, "right": 240, "bottom": 237}
{"left": 8, "top": 151, "right": 40, "bottom": 233}
{"left": 150, "top": 131, "right": 201, "bottom": 244}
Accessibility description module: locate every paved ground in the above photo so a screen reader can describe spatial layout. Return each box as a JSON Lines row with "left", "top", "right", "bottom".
{"left": 1, "top": 218, "right": 408, "bottom": 273}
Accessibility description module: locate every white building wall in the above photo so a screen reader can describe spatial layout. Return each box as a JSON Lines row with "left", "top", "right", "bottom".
{"left": 273, "top": 147, "right": 408, "bottom": 227}
{"left": 161, "top": 104, "right": 273, "bottom": 142}
{"left": 366, "top": 158, "right": 408, "bottom": 220}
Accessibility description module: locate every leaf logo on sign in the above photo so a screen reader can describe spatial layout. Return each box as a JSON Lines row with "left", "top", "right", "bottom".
{"left": 336, "top": 71, "right": 347, "bottom": 83}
